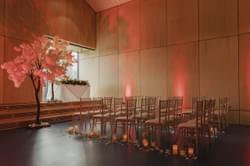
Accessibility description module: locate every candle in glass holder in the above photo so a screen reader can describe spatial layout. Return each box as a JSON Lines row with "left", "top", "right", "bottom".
{"left": 88, "top": 130, "right": 95, "bottom": 138}
{"left": 172, "top": 144, "right": 178, "bottom": 155}
{"left": 188, "top": 147, "right": 194, "bottom": 157}
{"left": 142, "top": 138, "right": 149, "bottom": 147}
{"left": 151, "top": 141, "right": 156, "bottom": 147}
{"left": 123, "top": 134, "right": 128, "bottom": 142}
{"left": 179, "top": 149, "right": 186, "bottom": 157}
{"left": 112, "top": 134, "right": 117, "bottom": 142}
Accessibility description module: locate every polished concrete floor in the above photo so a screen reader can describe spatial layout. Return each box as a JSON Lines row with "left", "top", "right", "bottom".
{"left": 0, "top": 123, "right": 249, "bottom": 166}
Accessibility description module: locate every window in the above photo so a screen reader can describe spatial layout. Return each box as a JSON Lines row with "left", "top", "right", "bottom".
{"left": 66, "top": 51, "right": 79, "bottom": 79}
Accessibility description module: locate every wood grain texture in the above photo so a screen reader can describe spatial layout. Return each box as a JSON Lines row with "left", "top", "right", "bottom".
{"left": 199, "top": 0, "right": 237, "bottom": 39}
{"left": 140, "top": 47, "right": 167, "bottom": 98}
{"left": 239, "top": 34, "right": 250, "bottom": 111}
{"left": 200, "top": 37, "right": 239, "bottom": 109}
{"left": 118, "top": 0, "right": 140, "bottom": 53}
{"left": 167, "top": 43, "right": 199, "bottom": 107}
{"left": 167, "top": 0, "right": 198, "bottom": 44}
{"left": 140, "top": 0, "right": 166, "bottom": 49}
{"left": 119, "top": 51, "right": 140, "bottom": 97}
{"left": 239, "top": 0, "right": 250, "bottom": 33}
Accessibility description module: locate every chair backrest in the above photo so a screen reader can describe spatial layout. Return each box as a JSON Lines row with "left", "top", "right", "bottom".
{"left": 158, "top": 100, "right": 168, "bottom": 123}
{"left": 195, "top": 100, "right": 204, "bottom": 129}
{"left": 191, "top": 97, "right": 199, "bottom": 114}
{"left": 176, "top": 96, "right": 183, "bottom": 111}
{"left": 148, "top": 97, "right": 157, "bottom": 118}
{"left": 203, "top": 99, "right": 212, "bottom": 126}
{"left": 219, "top": 97, "right": 229, "bottom": 115}
{"left": 80, "top": 98, "right": 92, "bottom": 113}
{"left": 125, "top": 98, "right": 137, "bottom": 118}
{"left": 140, "top": 97, "right": 149, "bottom": 116}
{"left": 113, "top": 97, "right": 123, "bottom": 115}
{"left": 103, "top": 97, "right": 113, "bottom": 112}
{"left": 91, "top": 97, "right": 103, "bottom": 112}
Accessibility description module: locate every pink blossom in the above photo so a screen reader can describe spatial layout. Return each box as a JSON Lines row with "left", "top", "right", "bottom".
{"left": 1, "top": 36, "right": 73, "bottom": 89}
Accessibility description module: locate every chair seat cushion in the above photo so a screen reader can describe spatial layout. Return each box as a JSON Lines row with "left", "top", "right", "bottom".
{"left": 72, "top": 112, "right": 89, "bottom": 116}
{"left": 178, "top": 119, "right": 196, "bottom": 128}
{"left": 115, "top": 116, "right": 134, "bottom": 121}
{"left": 145, "top": 117, "right": 165, "bottom": 125}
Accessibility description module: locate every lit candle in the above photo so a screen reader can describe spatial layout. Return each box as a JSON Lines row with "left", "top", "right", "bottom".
{"left": 179, "top": 149, "right": 186, "bottom": 157}
{"left": 88, "top": 130, "right": 95, "bottom": 138}
{"left": 112, "top": 134, "right": 117, "bottom": 142}
{"left": 142, "top": 138, "right": 149, "bottom": 147}
{"left": 172, "top": 144, "right": 178, "bottom": 155}
{"left": 151, "top": 141, "right": 156, "bottom": 147}
{"left": 123, "top": 134, "right": 128, "bottom": 142}
{"left": 188, "top": 147, "right": 194, "bottom": 157}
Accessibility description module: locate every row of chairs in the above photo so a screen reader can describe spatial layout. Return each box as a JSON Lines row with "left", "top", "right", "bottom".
{"left": 71, "top": 96, "right": 229, "bottom": 157}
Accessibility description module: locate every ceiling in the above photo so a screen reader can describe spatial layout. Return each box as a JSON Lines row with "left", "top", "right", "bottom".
{"left": 86, "top": 0, "right": 132, "bottom": 12}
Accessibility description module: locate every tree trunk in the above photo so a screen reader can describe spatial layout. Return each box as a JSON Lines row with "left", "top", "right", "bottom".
{"left": 35, "top": 89, "right": 41, "bottom": 124}
{"left": 51, "top": 82, "right": 54, "bottom": 101}
{"left": 30, "top": 75, "right": 41, "bottom": 125}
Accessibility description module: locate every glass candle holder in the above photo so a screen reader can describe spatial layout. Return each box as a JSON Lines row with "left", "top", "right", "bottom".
{"left": 123, "top": 134, "right": 128, "bottom": 142}
{"left": 179, "top": 149, "right": 186, "bottom": 157}
{"left": 188, "top": 147, "right": 194, "bottom": 157}
{"left": 172, "top": 144, "right": 178, "bottom": 155}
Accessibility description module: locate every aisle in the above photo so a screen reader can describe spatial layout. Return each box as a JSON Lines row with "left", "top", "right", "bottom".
{"left": 0, "top": 123, "right": 248, "bottom": 166}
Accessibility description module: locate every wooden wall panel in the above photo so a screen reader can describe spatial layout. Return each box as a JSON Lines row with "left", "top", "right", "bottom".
{"left": 99, "top": 8, "right": 118, "bottom": 56}
{"left": 167, "top": 43, "right": 199, "bottom": 107}
{"left": 79, "top": 57, "right": 99, "bottom": 97}
{"left": 0, "top": 0, "right": 4, "bottom": 35}
{"left": 99, "top": 54, "right": 118, "bottom": 97}
{"left": 118, "top": 0, "right": 140, "bottom": 53}
{"left": 239, "top": 34, "right": 250, "bottom": 111}
{"left": 34, "top": 0, "right": 67, "bottom": 39}
{"left": 5, "top": 0, "right": 37, "bottom": 41}
{"left": 0, "top": 36, "right": 3, "bottom": 103}
{"left": 200, "top": 37, "right": 238, "bottom": 109}
{"left": 167, "top": 0, "right": 198, "bottom": 44}
{"left": 119, "top": 51, "right": 140, "bottom": 97}
{"left": 140, "top": 0, "right": 166, "bottom": 49}
{"left": 3, "top": 38, "right": 34, "bottom": 103}
{"left": 199, "top": 0, "right": 237, "bottom": 40}
{"left": 240, "top": 112, "right": 250, "bottom": 125}
{"left": 239, "top": 0, "right": 250, "bottom": 33}
{"left": 66, "top": 0, "right": 96, "bottom": 48}
{"left": 141, "top": 47, "right": 167, "bottom": 98}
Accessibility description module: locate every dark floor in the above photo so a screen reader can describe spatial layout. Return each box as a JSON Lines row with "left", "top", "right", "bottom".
{"left": 0, "top": 123, "right": 249, "bottom": 166}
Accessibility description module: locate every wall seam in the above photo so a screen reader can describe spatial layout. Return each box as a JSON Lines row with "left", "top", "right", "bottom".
{"left": 237, "top": 0, "right": 241, "bottom": 125}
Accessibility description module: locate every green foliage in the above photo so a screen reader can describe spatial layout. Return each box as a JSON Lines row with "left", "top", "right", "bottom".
{"left": 61, "top": 79, "right": 89, "bottom": 86}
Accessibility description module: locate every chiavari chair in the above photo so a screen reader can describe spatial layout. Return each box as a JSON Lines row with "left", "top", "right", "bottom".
{"left": 144, "top": 100, "right": 168, "bottom": 148}
{"left": 215, "top": 97, "right": 229, "bottom": 133}
{"left": 177, "top": 99, "right": 214, "bottom": 156}
{"left": 71, "top": 98, "right": 92, "bottom": 134}
{"left": 92, "top": 97, "right": 113, "bottom": 136}
{"left": 115, "top": 97, "right": 137, "bottom": 143}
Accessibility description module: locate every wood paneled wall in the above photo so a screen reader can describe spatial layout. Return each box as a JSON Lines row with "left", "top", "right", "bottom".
{"left": 78, "top": 0, "right": 250, "bottom": 125}
{"left": 0, "top": 0, "right": 96, "bottom": 103}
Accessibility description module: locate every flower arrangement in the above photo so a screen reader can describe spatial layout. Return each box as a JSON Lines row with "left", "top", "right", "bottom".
{"left": 60, "top": 79, "right": 89, "bottom": 86}
{"left": 1, "top": 36, "right": 73, "bottom": 126}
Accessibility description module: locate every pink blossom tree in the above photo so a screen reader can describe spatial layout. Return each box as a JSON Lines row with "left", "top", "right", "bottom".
{"left": 1, "top": 36, "right": 73, "bottom": 125}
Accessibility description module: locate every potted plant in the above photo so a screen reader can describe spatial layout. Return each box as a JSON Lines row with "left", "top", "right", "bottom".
{"left": 1, "top": 36, "right": 73, "bottom": 128}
